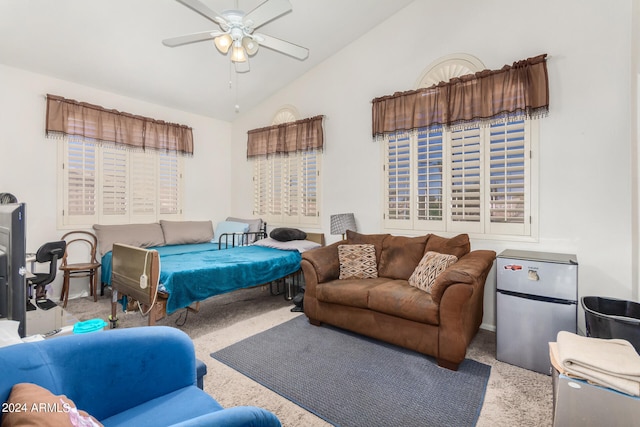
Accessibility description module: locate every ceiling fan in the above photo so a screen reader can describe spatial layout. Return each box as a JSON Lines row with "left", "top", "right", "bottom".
{"left": 163, "top": 0, "right": 309, "bottom": 72}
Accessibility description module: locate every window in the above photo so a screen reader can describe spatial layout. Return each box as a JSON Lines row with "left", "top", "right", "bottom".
{"left": 46, "top": 94, "right": 190, "bottom": 228}
{"left": 384, "top": 120, "right": 536, "bottom": 238}
{"left": 251, "top": 108, "right": 321, "bottom": 226}
{"left": 58, "top": 135, "right": 183, "bottom": 227}
{"left": 381, "top": 55, "right": 539, "bottom": 239}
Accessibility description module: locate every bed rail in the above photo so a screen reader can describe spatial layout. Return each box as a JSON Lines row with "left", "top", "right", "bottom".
{"left": 218, "top": 221, "right": 268, "bottom": 248}
{"left": 110, "top": 243, "right": 167, "bottom": 327}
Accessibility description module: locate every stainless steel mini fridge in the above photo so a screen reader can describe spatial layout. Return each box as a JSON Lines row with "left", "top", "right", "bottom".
{"left": 496, "top": 249, "right": 578, "bottom": 374}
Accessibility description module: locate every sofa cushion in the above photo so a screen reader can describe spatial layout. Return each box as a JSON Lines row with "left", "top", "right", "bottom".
{"left": 338, "top": 244, "right": 378, "bottom": 279}
{"left": 98, "top": 386, "right": 224, "bottom": 427}
{"left": 424, "top": 233, "right": 470, "bottom": 258}
{"left": 367, "top": 280, "right": 440, "bottom": 325}
{"left": 346, "top": 230, "right": 390, "bottom": 264}
{"left": 316, "top": 277, "right": 391, "bottom": 308}
{"left": 377, "top": 234, "right": 429, "bottom": 280}
{"left": 93, "top": 223, "right": 165, "bottom": 258}
{"left": 160, "top": 220, "right": 214, "bottom": 245}
{"left": 408, "top": 251, "right": 459, "bottom": 293}
{"left": 2, "top": 383, "right": 103, "bottom": 427}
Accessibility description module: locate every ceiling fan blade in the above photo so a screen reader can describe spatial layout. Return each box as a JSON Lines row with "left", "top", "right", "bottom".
{"left": 162, "top": 30, "right": 223, "bottom": 47}
{"left": 244, "top": 0, "right": 292, "bottom": 29}
{"left": 255, "top": 33, "right": 309, "bottom": 60}
{"left": 175, "top": 0, "right": 225, "bottom": 25}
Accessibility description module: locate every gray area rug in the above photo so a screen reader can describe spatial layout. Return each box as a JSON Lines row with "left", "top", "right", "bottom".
{"left": 211, "top": 315, "right": 491, "bottom": 427}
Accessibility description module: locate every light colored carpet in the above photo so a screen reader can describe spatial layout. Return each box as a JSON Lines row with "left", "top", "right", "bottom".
{"left": 63, "top": 287, "right": 553, "bottom": 427}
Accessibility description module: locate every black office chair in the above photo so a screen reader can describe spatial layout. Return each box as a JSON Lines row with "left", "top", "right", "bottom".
{"left": 27, "top": 240, "right": 67, "bottom": 311}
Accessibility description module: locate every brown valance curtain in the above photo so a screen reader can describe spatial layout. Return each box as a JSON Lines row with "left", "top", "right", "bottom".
{"left": 247, "top": 115, "right": 324, "bottom": 158}
{"left": 45, "top": 94, "right": 194, "bottom": 155}
{"left": 371, "top": 54, "right": 549, "bottom": 138}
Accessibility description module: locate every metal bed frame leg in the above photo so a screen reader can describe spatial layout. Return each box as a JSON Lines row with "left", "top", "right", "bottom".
{"left": 268, "top": 270, "right": 303, "bottom": 301}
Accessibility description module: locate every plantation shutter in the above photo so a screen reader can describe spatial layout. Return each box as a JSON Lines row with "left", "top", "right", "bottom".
{"left": 268, "top": 158, "right": 283, "bottom": 217}
{"left": 101, "top": 147, "right": 128, "bottom": 221}
{"left": 384, "top": 131, "right": 412, "bottom": 229}
{"left": 130, "top": 152, "right": 157, "bottom": 222}
{"left": 159, "top": 152, "right": 181, "bottom": 217}
{"left": 253, "top": 159, "right": 268, "bottom": 217}
{"left": 283, "top": 155, "right": 298, "bottom": 218}
{"left": 63, "top": 136, "right": 97, "bottom": 225}
{"left": 448, "top": 126, "right": 482, "bottom": 233}
{"left": 487, "top": 120, "right": 530, "bottom": 235}
{"left": 415, "top": 128, "right": 445, "bottom": 230}
{"left": 299, "top": 150, "right": 320, "bottom": 223}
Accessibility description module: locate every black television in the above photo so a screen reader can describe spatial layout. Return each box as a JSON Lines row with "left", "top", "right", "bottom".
{"left": 0, "top": 203, "right": 26, "bottom": 337}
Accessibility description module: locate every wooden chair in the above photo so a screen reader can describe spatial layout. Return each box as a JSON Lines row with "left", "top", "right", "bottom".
{"left": 59, "top": 230, "right": 101, "bottom": 308}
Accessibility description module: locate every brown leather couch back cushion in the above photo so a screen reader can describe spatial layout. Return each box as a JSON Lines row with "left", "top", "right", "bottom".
{"left": 377, "top": 235, "right": 429, "bottom": 280}
{"left": 424, "top": 233, "right": 470, "bottom": 259}
{"left": 346, "top": 230, "right": 390, "bottom": 264}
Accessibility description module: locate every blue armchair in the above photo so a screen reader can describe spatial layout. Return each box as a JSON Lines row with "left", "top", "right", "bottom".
{"left": 0, "top": 326, "right": 281, "bottom": 427}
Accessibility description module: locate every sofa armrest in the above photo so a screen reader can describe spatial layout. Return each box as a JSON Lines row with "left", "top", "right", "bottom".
{"left": 430, "top": 250, "right": 496, "bottom": 304}
{"left": 434, "top": 250, "right": 496, "bottom": 368}
{"left": 301, "top": 241, "right": 343, "bottom": 284}
{"left": 196, "top": 359, "right": 207, "bottom": 390}
{"left": 170, "top": 406, "right": 282, "bottom": 427}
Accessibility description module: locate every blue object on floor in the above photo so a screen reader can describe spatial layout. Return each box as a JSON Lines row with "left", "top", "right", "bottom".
{"left": 73, "top": 318, "right": 107, "bottom": 333}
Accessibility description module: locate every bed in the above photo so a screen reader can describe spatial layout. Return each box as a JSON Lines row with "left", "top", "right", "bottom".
{"left": 93, "top": 219, "right": 324, "bottom": 326}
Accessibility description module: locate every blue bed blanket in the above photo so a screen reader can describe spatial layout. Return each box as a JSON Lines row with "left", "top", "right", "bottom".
{"left": 100, "top": 243, "right": 221, "bottom": 286}
{"left": 102, "top": 243, "right": 302, "bottom": 314}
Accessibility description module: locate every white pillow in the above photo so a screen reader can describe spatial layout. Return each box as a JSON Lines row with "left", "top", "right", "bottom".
{"left": 226, "top": 216, "right": 263, "bottom": 234}
{"left": 213, "top": 221, "right": 249, "bottom": 244}
{"left": 252, "top": 237, "right": 321, "bottom": 253}
{"left": 226, "top": 216, "right": 263, "bottom": 243}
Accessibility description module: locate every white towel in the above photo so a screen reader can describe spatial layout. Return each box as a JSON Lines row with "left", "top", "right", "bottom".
{"left": 556, "top": 331, "right": 640, "bottom": 396}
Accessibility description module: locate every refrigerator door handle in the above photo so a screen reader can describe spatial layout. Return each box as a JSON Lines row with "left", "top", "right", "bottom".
{"left": 497, "top": 289, "right": 577, "bottom": 305}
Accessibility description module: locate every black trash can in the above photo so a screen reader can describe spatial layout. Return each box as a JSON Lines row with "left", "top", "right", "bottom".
{"left": 581, "top": 296, "right": 640, "bottom": 353}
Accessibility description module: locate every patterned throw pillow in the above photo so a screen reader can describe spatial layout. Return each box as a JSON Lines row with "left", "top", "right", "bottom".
{"left": 338, "top": 244, "right": 378, "bottom": 279}
{"left": 2, "top": 383, "right": 103, "bottom": 426}
{"left": 408, "top": 251, "right": 458, "bottom": 293}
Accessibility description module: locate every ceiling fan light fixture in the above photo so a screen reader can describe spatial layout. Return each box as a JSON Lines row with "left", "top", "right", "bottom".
{"left": 164, "top": 0, "right": 309, "bottom": 66}
{"left": 214, "top": 33, "right": 233, "bottom": 54}
{"left": 231, "top": 42, "right": 247, "bottom": 62}
{"left": 242, "top": 36, "right": 259, "bottom": 55}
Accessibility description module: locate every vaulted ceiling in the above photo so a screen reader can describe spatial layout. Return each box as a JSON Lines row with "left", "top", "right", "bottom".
{"left": 0, "top": 0, "right": 414, "bottom": 121}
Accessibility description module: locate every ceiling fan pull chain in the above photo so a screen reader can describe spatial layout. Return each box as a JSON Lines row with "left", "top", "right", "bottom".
{"left": 235, "top": 71, "right": 240, "bottom": 113}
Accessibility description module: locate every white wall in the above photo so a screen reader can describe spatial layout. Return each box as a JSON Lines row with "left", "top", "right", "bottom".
{"left": 0, "top": 64, "right": 232, "bottom": 298}
{"left": 230, "top": 0, "right": 634, "bottom": 331}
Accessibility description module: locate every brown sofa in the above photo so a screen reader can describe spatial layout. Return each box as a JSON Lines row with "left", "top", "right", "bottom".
{"left": 301, "top": 230, "right": 496, "bottom": 370}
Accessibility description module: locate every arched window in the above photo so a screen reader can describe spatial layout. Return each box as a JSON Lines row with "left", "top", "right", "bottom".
{"left": 251, "top": 106, "right": 322, "bottom": 226}
{"left": 382, "top": 54, "right": 538, "bottom": 239}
